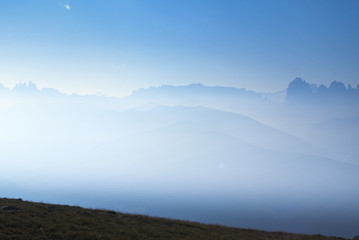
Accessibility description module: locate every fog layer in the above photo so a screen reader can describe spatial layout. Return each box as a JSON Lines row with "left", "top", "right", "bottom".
{"left": 1, "top": 79, "right": 359, "bottom": 238}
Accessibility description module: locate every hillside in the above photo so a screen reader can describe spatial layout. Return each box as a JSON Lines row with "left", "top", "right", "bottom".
{"left": 0, "top": 198, "right": 347, "bottom": 240}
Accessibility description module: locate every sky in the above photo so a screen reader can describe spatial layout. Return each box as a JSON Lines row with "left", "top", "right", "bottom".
{"left": 0, "top": 0, "right": 359, "bottom": 96}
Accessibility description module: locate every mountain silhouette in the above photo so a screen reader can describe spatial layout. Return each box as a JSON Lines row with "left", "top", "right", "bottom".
{"left": 13, "top": 81, "right": 39, "bottom": 94}
{"left": 126, "top": 83, "right": 264, "bottom": 107}
{"left": 285, "top": 78, "right": 313, "bottom": 104}
{"left": 285, "top": 78, "right": 359, "bottom": 106}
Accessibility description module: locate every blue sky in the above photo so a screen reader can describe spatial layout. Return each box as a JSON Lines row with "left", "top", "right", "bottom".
{"left": 0, "top": 0, "right": 358, "bottom": 96}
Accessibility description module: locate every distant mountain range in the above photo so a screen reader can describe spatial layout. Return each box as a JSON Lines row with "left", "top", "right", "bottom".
{"left": 2, "top": 78, "right": 358, "bottom": 107}
{"left": 285, "top": 77, "right": 359, "bottom": 105}
{"left": 0, "top": 81, "right": 61, "bottom": 95}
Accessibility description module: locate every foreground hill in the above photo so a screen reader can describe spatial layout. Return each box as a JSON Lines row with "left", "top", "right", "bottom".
{"left": 0, "top": 198, "right": 347, "bottom": 240}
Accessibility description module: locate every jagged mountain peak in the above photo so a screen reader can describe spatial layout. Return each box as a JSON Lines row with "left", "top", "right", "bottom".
{"left": 13, "top": 81, "right": 38, "bottom": 92}
{"left": 285, "top": 78, "right": 359, "bottom": 106}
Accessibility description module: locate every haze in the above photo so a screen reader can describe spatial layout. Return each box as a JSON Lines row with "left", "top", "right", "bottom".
{"left": 1, "top": 0, "right": 359, "bottom": 239}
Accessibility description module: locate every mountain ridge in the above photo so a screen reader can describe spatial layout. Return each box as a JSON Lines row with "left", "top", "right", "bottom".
{"left": 1, "top": 79, "right": 358, "bottom": 105}
{"left": 285, "top": 77, "right": 359, "bottom": 105}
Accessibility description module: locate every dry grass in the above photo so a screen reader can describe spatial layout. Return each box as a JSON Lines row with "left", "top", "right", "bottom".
{"left": 0, "top": 198, "right": 348, "bottom": 240}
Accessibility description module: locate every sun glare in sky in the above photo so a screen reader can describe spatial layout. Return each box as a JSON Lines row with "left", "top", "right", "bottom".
{"left": 60, "top": 1, "right": 70, "bottom": 10}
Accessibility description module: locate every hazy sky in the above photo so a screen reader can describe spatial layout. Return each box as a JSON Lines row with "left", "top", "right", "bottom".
{"left": 1, "top": 0, "right": 358, "bottom": 96}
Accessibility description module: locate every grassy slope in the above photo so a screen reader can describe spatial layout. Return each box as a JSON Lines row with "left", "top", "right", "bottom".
{"left": 0, "top": 198, "right": 347, "bottom": 240}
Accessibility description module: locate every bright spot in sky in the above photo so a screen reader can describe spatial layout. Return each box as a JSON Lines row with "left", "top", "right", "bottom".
{"left": 59, "top": 0, "right": 70, "bottom": 10}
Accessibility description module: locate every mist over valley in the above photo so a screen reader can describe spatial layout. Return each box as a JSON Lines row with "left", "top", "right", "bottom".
{"left": 1, "top": 79, "right": 359, "bottom": 238}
